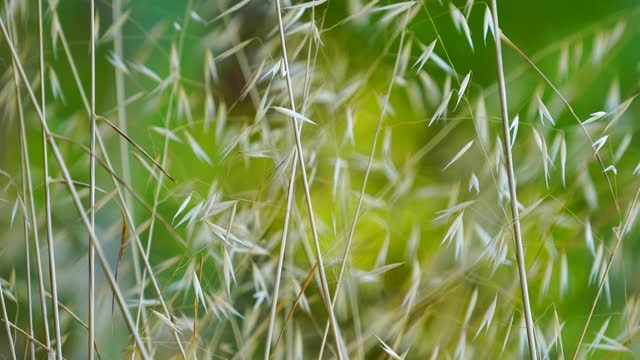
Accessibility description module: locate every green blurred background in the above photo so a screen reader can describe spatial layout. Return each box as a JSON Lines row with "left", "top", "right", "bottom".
{"left": 1, "top": 0, "right": 640, "bottom": 358}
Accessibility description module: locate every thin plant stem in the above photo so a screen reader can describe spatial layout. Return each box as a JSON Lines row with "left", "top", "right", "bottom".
{"left": 10, "top": 30, "right": 52, "bottom": 360}
{"left": 3, "top": 8, "right": 37, "bottom": 358}
{"left": 0, "top": 15, "right": 151, "bottom": 359}
{"left": 132, "top": 59, "right": 187, "bottom": 360}
{"left": 17, "top": 29, "right": 52, "bottom": 360}
{"left": 572, "top": 187, "right": 640, "bottom": 358}
{"left": 111, "top": 1, "right": 146, "bottom": 347}
{"left": 41, "top": 24, "right": 184, "bottom": 358}
{"left": 0, "top": 279, "right": 17, "bottom": 360}
{"left": 499, "top": 33, "right": 620, "bottom": 217}
{"left": 38, "top": 0, "right": 63, "bottom": 358}
{"left": 265, "top": 136, "right": 301, "bottom": 360}
{"left": 48, "top": 14, "right": 185, "bottom": 355}
{"left": 16, "top": 68, "right": 36, "bottom": 360}
{"left": 44, "top": 3, "right": 187, "bottom": 356}
{"left": 110, "top": 0, "right": 149, "bottom": 353}
{"left": 89, "top": 1, "right": 97, "bottom": 358}
{"left": 272, "top": 0, "right": 344, "bottom": 357}
{"left": 318, "top": 6, "right": 414, "bottom": 359}
{"left": 16, "top": 78, "right": 35, "bottom": 359}
{"left": 265, "top": 3, "right": 325, "bottom": 358}
{"left": 134, "top": 85, "right": 178, "bottom": 356}
{"left": 498, "top": 32, "right": 632, "bottom": 358}
{"left": 127, "top": 10, "right": 193, "bottom": 360}
{"left": 9, "top": 322, "right": 49, "bottom": 352}
{"left": 490, "top": 1, "right": 537, "bottom": 358}
{"left": 113, "top": 0, "right": 130, "bottom": 215}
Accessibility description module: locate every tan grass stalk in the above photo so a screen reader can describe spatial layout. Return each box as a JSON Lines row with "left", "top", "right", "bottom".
{"left": 17, "top": 46, "right": 53, "bottom": 360}
{"left": 9, "top": 322, "right": 49, "bottom": 352}
{"left": 3, "top": 6, "right": 36, "bottom": 357}
{"left": 489, "top": 1, "right": 537, "bottom": 358}
{"left": 272, "top": 0, "right": 344, "bottom": 357}
{"left": 46, "top": 6, "right": 185, "bottom": 355}
{"left": 111, "top": 2, "right": 146, "bottom": 349}
{"left": 132, "top": 52, "right": 187, "bottom": 359}
{"left": 54, "top": 23, "right": 185, "bottom": 356}
{"left": 264, "top": 140, "right": 299, "bottom": 360}
{"left": 497, "top": 32, "right": 634, "bottom": 358}
{"left": 37, "top": 0, "right": 62, "bottom": 358}
{"left": 265, "top": 4, "right": 326, "bottom": 359}
{"left": 9, "top": 24, "right": 52, "bottom": 359}
{"left": 571, "top": 187, "right": 640, "bottom": 358}
{"left": 499, "top": 33, "right": 620, "bottom": 216}
{"left": 0, "top": 15, "right": 151, "bottom": 359}
{"left": 15, "top": 65, "right": 36, "bottom": 360}
{"left": 89, "top": 1, "right": 97, "bottom": 359}
{"left": 318, "top": 6, "right": 415, "bottom": 359}
{"left": 125, "top": 12, "right": 195, "bottom": 359}
{"left": 0, "top": 279, "right": 17, "bottom": 359}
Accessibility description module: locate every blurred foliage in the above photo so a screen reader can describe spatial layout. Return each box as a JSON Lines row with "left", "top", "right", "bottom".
{"left": 1, "top": 0, "right": 640, "bottom": 358}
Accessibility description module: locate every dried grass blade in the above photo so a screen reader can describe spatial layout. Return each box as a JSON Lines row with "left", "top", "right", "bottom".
{"left": 210, "top": 0, "right": 252, "bottom": 23}
{"left": 443, "top": 140, "right": 474, "bottom": 171}
{"left": 112, "top": 207, "right": 128, "bottom": 314}
{"left": 96, "top": 115, "right": 175, "bottom": 182}
{"left": 412, "top": 39, "right": 437, "bottom": 73}
{"left": 272, "top": 106, "right": 317, "bottom": 125}
{"left": 455, "top": 71, "right": 471, "bottom": 109}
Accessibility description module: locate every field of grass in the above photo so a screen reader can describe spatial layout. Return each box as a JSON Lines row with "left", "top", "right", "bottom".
{"left": 1, "top": 0, "right": 639, "bottom": 358}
